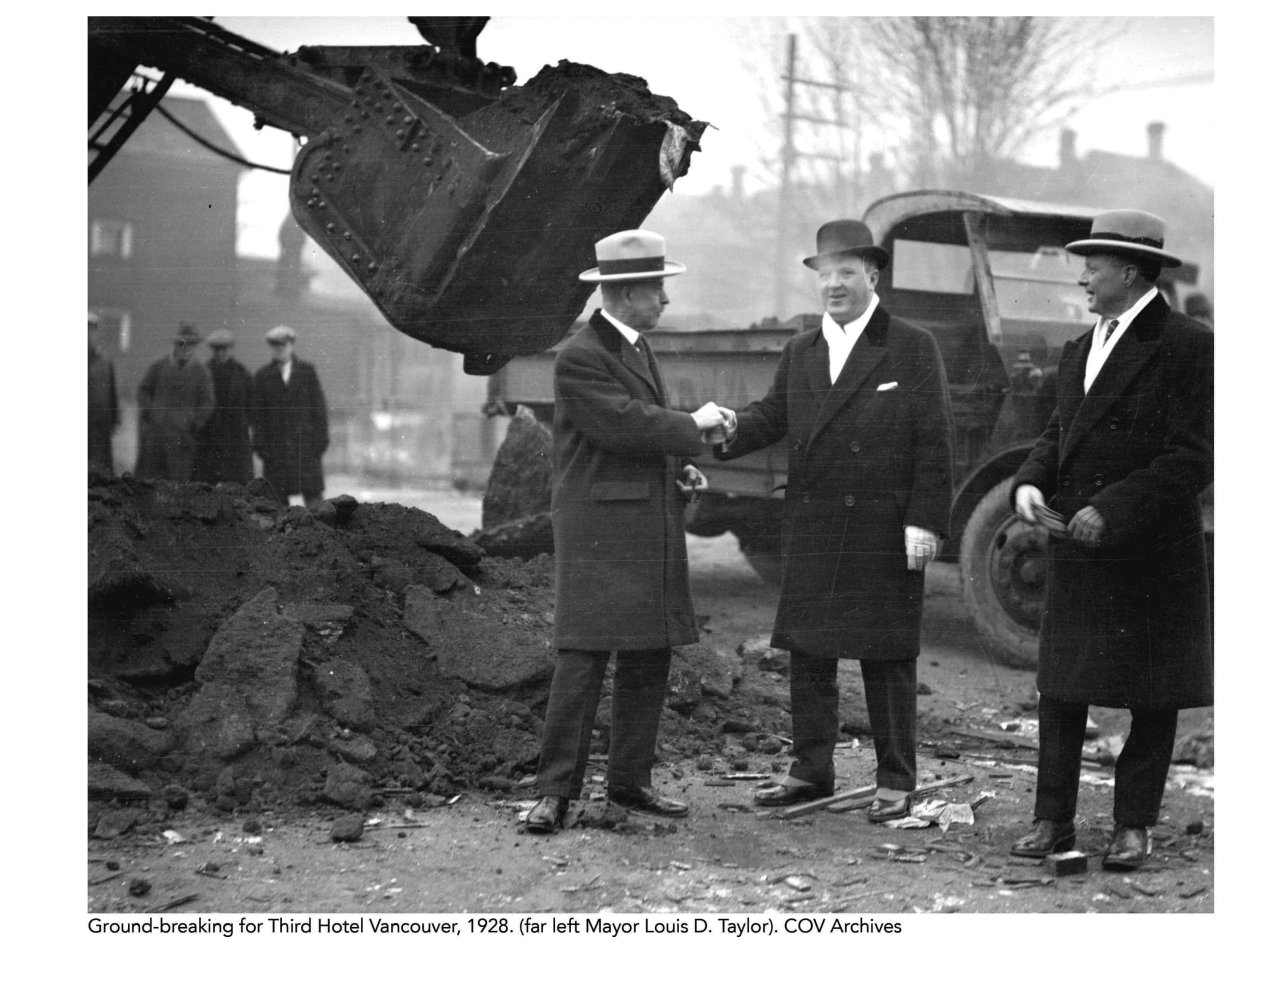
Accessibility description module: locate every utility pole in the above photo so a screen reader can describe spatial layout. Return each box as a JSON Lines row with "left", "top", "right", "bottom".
{"left": 774, "top": 34, "right": 797, "bottom": 318}
{"left": 774, "top": 33, "right": 863, "bottom": 318}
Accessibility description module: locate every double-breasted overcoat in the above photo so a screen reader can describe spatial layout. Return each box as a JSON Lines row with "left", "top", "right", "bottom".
{"left": 1012, "top": 296, "right": 1213, "bottom": 709}
{"left": 718, "top": 306, "right": 954, "bottom": 659}
{"left": 135, "top": 355, "right": 214, "bottom": 481}
{"left": 551, "top": 311, "right": 706, "bottom": 651}
{"left": 251, "top": 358, "right": 329, "bottom": 497}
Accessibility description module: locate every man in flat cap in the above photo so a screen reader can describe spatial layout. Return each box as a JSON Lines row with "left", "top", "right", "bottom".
{"left": 195, "top": 328, "right": 255, "bottom": 486}
{"left": 715, "top": 219, "right": 954, "bottom": 823}
{"left": 524, "top": 229, "right": 728, "bottom": 834}
{"left": 251, "top": 325, "right": 329, "bottom": 508}
{"left": 87, "top": 312, "right": 119, "bottom": 475}
{"left": 1009, "top": 209, "right": 1212, "bottom": 871}
{"left": 135, "top": 322, "right": 215, "bottom": 482}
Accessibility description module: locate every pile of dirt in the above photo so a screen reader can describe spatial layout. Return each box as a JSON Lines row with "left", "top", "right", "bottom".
{"left": 87, "top": 472, "right": 782, "bottom": 832}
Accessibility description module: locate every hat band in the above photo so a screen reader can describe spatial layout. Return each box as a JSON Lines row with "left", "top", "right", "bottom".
{"left": 1090, "top": 231, "right": 1165, "bottom": 250}
{"left": 597, "top": 256, "right": 666, "bottom": 275}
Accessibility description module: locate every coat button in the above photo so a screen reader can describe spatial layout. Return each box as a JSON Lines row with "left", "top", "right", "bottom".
{"left": 843, "top": 494, "right": 855, "bottom": 507}
{"left": 1061, "top": 475, "right": 1073, "bottom": 488}
{"left": 1094, "top": 474, "right": 1104, "bottom": 487}
{"left": 793, "top": 440, "right": 803, "bottom": 450}
{"left": 1108, "top": 418, "right": 1119, "bottom": 430}
{"left": 849, "top": 441, "right": 861, "bottom": 453}
{"left": 802, "top": 494, "right": 811, "bottom": 504}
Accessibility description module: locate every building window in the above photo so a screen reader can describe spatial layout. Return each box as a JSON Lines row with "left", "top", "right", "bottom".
{"left": 90, "top": 219, "right": 134, "bottom": 259}
{"left": 94, "top": 308, "right": 132, "bottom": 352}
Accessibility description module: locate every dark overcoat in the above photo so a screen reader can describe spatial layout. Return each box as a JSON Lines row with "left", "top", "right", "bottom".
{"left": 251, "top": 358, "right": 329, "bottom": 496}
{"left": 135, "top": 356, "right": 214, "bottom": 481}
{"left": 1012, "top": 296, "right": 1213, "bottom": 709}
{"left": 551, "top": 311, "right": 706, "bottom": 651}
{"left": 718, "top": 306, "right": 954, "bottom": 659}
{"left": 195, "top": 358, "right": 255, "bottom": 486}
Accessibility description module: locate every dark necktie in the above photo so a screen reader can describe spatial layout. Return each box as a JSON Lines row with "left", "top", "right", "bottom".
{"left": 1103, "top": 318, "right": 1120, "bottom": 342}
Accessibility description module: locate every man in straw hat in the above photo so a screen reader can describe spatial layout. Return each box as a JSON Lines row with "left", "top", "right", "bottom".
{"left": 523, "top": 230, "right": 729, "bottom": 834}
{"left": 714, "top": 219, "right": 954, "bottom": 823}
{"left": 194, "top": 328, "right": 254, "bottom": 486}
{"left": 1008, "top": 209, "right": 1212, "bottom": 870}
{"left": 135, "top": 322, "right": 214, "bottom": 481}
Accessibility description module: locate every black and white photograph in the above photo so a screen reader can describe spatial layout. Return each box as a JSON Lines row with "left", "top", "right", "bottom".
{"left": 61, "top": 5, "right": 1245, "bottom": 977}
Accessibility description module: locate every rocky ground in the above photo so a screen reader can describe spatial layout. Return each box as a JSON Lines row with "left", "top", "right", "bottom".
{"left": 85, "top": 471, "right": 1214, "bottom": 917}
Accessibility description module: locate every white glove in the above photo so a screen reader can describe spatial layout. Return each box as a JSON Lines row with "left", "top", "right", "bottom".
{"left": 692, "top": 401, "right": 726, "bottom": 431}
{"left": 904, "top": 525, "right": 940, "bottom": 571}
{"left": 1014, "top": 484, "right": 1046, "bottom": 524}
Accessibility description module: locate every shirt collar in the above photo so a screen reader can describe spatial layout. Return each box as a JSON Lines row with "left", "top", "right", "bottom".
{"left": 822, "top": 293, "right": 879, "bottom": 343}
{"left": 600, "top": 307, "right": 641, "bottom": 346}
{"left": 1096, "top": 287, "right": 1158, "bottom": 340}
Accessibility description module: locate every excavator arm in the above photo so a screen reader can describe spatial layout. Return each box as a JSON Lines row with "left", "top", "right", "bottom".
{"left": 89, "top": 16, "right": 707, "bottom": 372}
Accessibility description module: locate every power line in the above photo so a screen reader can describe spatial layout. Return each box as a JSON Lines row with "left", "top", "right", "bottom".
{"left": 154, "top": 102, "right": 293, "bottom": 175}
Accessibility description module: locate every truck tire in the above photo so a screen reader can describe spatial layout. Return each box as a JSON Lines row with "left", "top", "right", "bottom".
{"left": 958, "top": 478, "right": 1044, "bottom": 670}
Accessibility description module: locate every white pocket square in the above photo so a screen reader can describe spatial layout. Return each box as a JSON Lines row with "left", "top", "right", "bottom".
{"left": 876, "top": 381, "right": 899, "bottom": 392}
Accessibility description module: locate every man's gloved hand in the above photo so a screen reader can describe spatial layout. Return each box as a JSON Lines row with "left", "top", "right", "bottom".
{"left": 692, "top": 402, "right": 726, "bottom": 432}
{"left": 1014, "top": 484, "right": 1046, "bottom": 524}
{"left": 676, "top": 464, "right": 708, "bottom": 502}
{"left": 1068, "top": 505, "right": 1106, "bottom": 547}
{"left": 904, "top": 525, "right": 940, "bottom": 571}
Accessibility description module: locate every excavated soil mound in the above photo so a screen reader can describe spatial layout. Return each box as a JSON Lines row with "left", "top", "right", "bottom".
{"left": 87, "top": 473, "right": 774, "bottom": 829}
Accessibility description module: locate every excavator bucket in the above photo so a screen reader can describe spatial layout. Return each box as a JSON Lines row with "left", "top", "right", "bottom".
{"left": 289, "top": 61, "right": 706, "bottom": 373}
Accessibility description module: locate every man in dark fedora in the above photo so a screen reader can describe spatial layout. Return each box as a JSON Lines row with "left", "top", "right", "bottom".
{"left": 135, "top": 322, "right": 214, "bottom": 482}
{"left": 1009, "top": 209, "right": 1212, "bottom": 870}
{"left": 195, "top": 328, "right": 255, "bottom": 486}
{"left": 524, "top": 229, "right": 729, "bottom": 834}
{"left": 715, "top": 219, "right": 954, "bottom": 822}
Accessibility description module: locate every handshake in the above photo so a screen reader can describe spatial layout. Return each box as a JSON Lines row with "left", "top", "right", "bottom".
{"left": 692, "top": 402, "right": 737, "bottom": 446}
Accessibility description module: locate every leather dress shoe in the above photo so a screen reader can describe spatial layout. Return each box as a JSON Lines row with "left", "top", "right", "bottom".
{"left": 1102, "top": 826, "right": 1151, "bottom": 871}
{"left": 610, "top": 786, "right": 689, "bottom": 818}
{"left": 1009, "top": 818, "right": 1076, "bottom": 858}
{"left": 524, "top": 795, "right": 568, "bottom": 834}
{"left": 754, "top": 780, "right": 834, "bottom": 807}
{"left": 866, "top": 794, "right": 912, "bottom": 823}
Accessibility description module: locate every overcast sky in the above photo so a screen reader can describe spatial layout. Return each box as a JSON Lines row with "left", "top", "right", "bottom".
{"left": 161, "top": 14, "right": 1213, "bottom": 258}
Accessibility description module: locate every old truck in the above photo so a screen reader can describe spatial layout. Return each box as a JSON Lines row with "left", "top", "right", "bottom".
{"left": 88, "top": 15, "right": 706, "bottom": 374}
{"left": 483, "top": 190, "right": 1204, "bottom": 669}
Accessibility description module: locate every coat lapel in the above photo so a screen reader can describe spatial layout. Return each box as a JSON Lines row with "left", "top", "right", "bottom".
{"left": 1061, "top": 296, "right": 1168, "bottom": 463}
{"left": 589, "top": 311, "right": 663, "bottom": 404}
{"left": 810, "top": 307, "right": 889, "bottom": 441}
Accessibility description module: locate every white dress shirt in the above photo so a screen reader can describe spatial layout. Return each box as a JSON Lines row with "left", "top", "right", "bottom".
{"left": 822, "top": 293, "right": 880, "bottom": 384}
{"left": 1083, "top": 287, "right": 1157, "bottom": 393}
{"left": 278, "top": 358, "right": 293, "bottom": 386}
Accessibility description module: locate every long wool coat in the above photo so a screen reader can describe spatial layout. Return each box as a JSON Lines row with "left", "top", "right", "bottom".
{"left": 1012, "top": 296, "right": 1213, "bottom": 709}
{"left": 195, "top": 357, "right": 254, "bottom": 486}
{"left": 551, "top": 311, "right": 706, "bottom": 651}
{"left": 718, "top": 306, "right": 954, "bottom": 659}
{"left": 135, "top": 355, "right": 214, "bottom": 481}
{"left": 251, "top": 358, "right": 329, "bottom": 496}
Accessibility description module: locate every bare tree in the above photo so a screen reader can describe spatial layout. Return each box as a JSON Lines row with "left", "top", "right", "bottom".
{"left": 859, "top": 16, "right": 1113, "bottom": 187}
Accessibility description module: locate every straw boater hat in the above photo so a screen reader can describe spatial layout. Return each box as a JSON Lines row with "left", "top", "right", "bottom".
{"left": 206, "top": 328, "right": 235, "bottom": 347}
{"left": 264, "top": 325, "right": 297, "bottom": 343}
{"left": 173, "top": 322, "right": 202, "bottom": 344}
{"left": 1066, "top": 209, "right": 1181, "bottom": 268}
{"left": 803, "top": 219, "right": 890, "bottom": 270}
{"left": 578, "top": 229, "right": 686, "bottom": 283}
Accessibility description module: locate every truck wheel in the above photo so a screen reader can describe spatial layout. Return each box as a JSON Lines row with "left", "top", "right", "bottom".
{"left": 959, "top": 478, "right": 1044, "bottom": 670}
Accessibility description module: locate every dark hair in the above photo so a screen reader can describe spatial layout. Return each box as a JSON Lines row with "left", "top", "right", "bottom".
{"left": 1134, "top": 258, "right": 1162, "bottom": 283}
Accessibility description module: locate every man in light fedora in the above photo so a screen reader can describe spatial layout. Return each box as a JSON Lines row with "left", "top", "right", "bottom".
{"left": 714, "top": 219, "right": 954, "bottom": 823}
{"left": 1009, "top": 209, "right": 1212, "bottom": 870}
{"left": 524, "top": 229, "right": 729, "bottom": 834}
{"left": 135, "top": 322, "right": 215, "bottom": 482}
